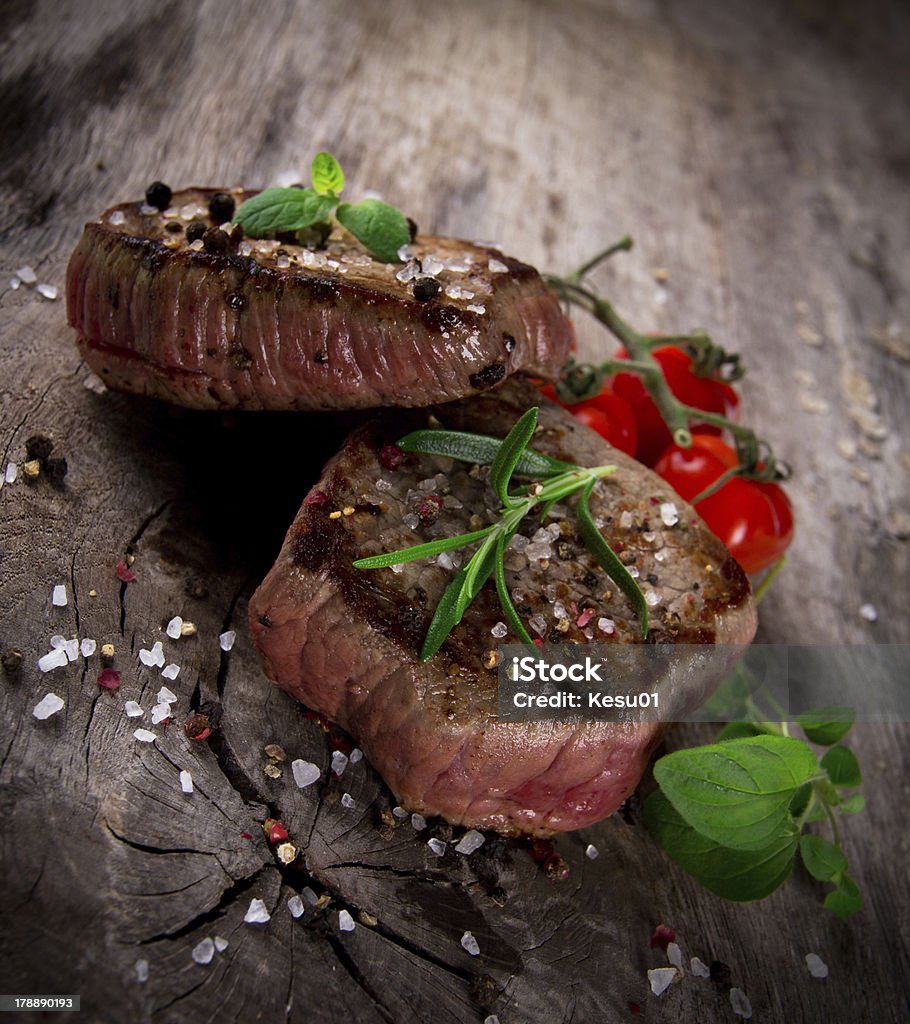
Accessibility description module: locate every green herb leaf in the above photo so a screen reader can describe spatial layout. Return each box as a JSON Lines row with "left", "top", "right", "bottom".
{"left": 644, "top": 792, "right": 798, "bottom": 901}
{"left": 491, "top": 408, "right": 540, "bottom": 509}
{"left": 397, "top": 429, "right": 573, "bottom": 478}
{"left": 824, "top": 873, "right": 862, "bottom": 918}
{"left": 821, "top": 746, "right": 862, "bottom": 788}
{"left": 799, "top": 834, "right": 848, "bottom": 881}
{"left": 577, "top": 479, "right": 648, "bottom": 638}
{"left": 311, "top": 152, "right": 345, "bottom": 196}
{"left": 494, "top": 531, "right": 535, "bottom": 646}
{"left": 352, "top": 526, "right": 494, "bottom": 569}
{"left": 455, "top": 533, "right": 499, "bottom": 620}
{"left": 796, "top": 706, "right": 855, "bottom": 746}
{"left": 840, "top": 793, "right": 865, "bottom": 814}
{"left": 234, "top": 187, "right": 338, "bottom": 237}
{"left": 789, "top": 782, "right": 812, "bottom": 818}
{"left": 653, "top": 735, "right": 818, "bottom": 851}
{"left": 336, "top": 199, "right": 410, "bottom": 262}
{"left": 717, "top": 721, "right": 765, "bottom": 741}
{"left": 420, "top": 568, "right": 470, "bottom": 662}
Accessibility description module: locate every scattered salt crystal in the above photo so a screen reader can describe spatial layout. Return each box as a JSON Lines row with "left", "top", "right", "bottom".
{"left": 436, "top": 551, "right": 454, "bottom": 570}
{"left": 338, "top": 909, "right": 355, "bottom": 932}
{"left": 529, "top": 614, "right": 548, "bottom": 636}
{"left": 491, "top": 621, "right": 508, "bottom": 639}
{"left": 446, "top": 254, "right": 473, "bottom": 273}
{"left": 124, "top": 701, "right": 143, "bottom": 718}
{"left": 52, "top": 584, "right": 67, "bottom": 606}
{"left": 660, "top": 502, "right": 679, "bottom": 527}
{"left": 83, "top": 373, "right": 107, "bottom": 394}
{"left": 244, "top": 898, "right": 271, "bottom": 924}
{"left": 466, "top": 304, "right": 486, "bottom": 314}
{"left": 628, "top": 566, "right": 640, "bottom": 578}
{"left": 411, "top": 813, "right": 427, "bottom": 831}
{"left": 161, "top": 664, "right": 180, "bottom": 681}
{"left": 860, "top": 603, "right": 878, "bottom": 622}
{"left": 37, "top": 283, "right": 58, "bottom": 300}
{"left": 135, "top": 958, "right": 148, "bottom": 983}
{"left": 455, "top": 830, "right": 485, "bottom": 855}
{"left": 33, "top": 693, "right": 65, "bottom": 719}
{"left": 276, "top": 254, "right": 290, "bottom": 269}
{"left": 395, "top": 262, "right": 420, "bottom": 283}
{"left": 341, "top": 793, "right": 356, "bottom": 810}
{"left": 133, "top": 729, "right": 156, "bottom": 743}
{"left": 349, "top": 748, "right": 363, "bottom": 763}
{"left": 805, "top": 953, "right": 828, "bottom": 979}
{"left": 38, "top": 648, "right": 68, "bottom": 673}
{"left": 213, "top": 936, "right": 228, "bottom": 953}
{"left": 396, "top": 244, "right": 415, "bottom": 261}
{"left": 192, "top": 937, "right": 215, "bottom": 965}
{"left": 63, "top": 638, "right": 79, "bottom": 662}
{"left": 422, "top": 254, "right": 445, "bottom": 277}
{"left": 179, "top": 770, "right": 193, "bottom": 793}
{"left": 80, "top": 638, "right": 96, "bottom": 657}
{"left": 331, "top": 750, "right": 349, "bottom": 776}
{"left": 392, "top": 806, "right": 409, "bottom": 819}
{"left": 402, "top": 513, "right": 420, "bottom": 530}
{"left": 648, "top": 967, "right": 678, "bottom": 996}
{"left": 166, "top": 616, "right": 183, "bottom": 639}
{"left": 730, "top": 987, "right": 752, "bottom": 1018}
{"left": 666, "top": 942, "right": 683, "bottom": 971}
{"left": 15, "top": 265, "right": 37, "bottom": 284}
{"left": 188, "top": 239, "right": 204, "bottom": 251}
{"left": 157, "top": 685, "right": 178, "bottom": 704}
{"left": 553, "top": 601, "right": 568, "bottom": 620}
{"left": 5, "top": 463, "right": 17, "bottom": 483}
{"left": 139, "top": 641, "right": 165, "bottom": 667}
{"left": 10, "top": 277, "right": 21, "bottom": 290}
{"left": 288, "top": 895, "right": 305, "bottom": 918}
{"left": 292, "top": 759, "right": 321, "bottom": 788}
{"left": 49, "top": 635, "right": 66, "bottom": 649}
{"left": 597, "top": 617, "right": 615, "bottom": 635}
{"left": 302, "top": 886, "right": 318, "bottom": 905}
{"left": 219, "top": 630, "right": 236, "bottom": 651}
{"left": 375, "top": 478, "right": 392, "bottom": 492}
{"left": 107, "top": 210, "right": 127, "bottom": 226}
{"left": 645, "top": 590, "right": 662, "bottom": 608}
{"left": 690, "top": 956, "right": 711, "bottom": 978}
{"left": 139, "top": 203, "right": 158, "bottom": 216}
{"left": 238, "top": 241, "right": 252, "bottom": 256}
{"left": 460, "top": 931, "right": 481, "bottom": 956}
{"left": 427, "top": 837, "right": 446, "bottom": 856}
{"left": 488, "top": 258, "right": 508, "bottom": 274}
{"left": 585, "top": 844, "right": 599, "bottom": 860}
{"left": 484, "top": 1017, "right": 501, "bottom": 1024}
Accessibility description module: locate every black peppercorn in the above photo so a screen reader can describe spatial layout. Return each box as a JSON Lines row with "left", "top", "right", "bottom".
{"left": 145, "top": 181, "right": 172, "bottom": 210}
{"left": 208, "top": 191, "right": 235, "bottom": 224}
{"left": 412, "top": 277, "right": 440, "bottom": 302}
{"left": 186, "top": 220, "right": 207, "bottom": 243}
{"left": 202, "top": 228, "right": 229, "bottom": 254}
{"left": 165, "top": 221, "right": 183, "bottom": 233}
{"left": 25, "top": 434, "right": 54, "bottom": 462}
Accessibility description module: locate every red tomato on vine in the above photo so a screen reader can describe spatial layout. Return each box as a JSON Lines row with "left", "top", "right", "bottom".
{"left": 538, "top": 383, "right": 638, "bottom": 456}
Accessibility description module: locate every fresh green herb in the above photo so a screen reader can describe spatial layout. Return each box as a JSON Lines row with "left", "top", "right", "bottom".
{"left": 645, "top": 692, "right": 865, "bottom": 916}
{"left": 234, "top": 151, "right": 409, "bottom": 262}
{"left": 353, "top": 407, "right": 647, "bottom": 660}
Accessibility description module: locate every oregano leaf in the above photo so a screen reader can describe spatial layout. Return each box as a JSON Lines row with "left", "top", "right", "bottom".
{"left": 821, "top": 746, "right": 862, "bottom": 788}
{"left": 311, "top": 152, "right": 344, "bottom": 196}
{"left": 336, "top": 199, "right": 410, "bottom": 262}
{"left": 234, "top": 187, "right": 338, "bottom": 237}
{"left": 799, "top": 834, "right": 848, "bottom": 882}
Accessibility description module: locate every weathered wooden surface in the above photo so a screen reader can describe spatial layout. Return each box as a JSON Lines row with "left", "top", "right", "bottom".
{"left": 1, "top": 1, "right": 908, "bottom": 1021}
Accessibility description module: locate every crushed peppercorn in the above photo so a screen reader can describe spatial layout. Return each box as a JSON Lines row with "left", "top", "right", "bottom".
{"left": 412, "top": 277, "right": 440, "bottom": 302}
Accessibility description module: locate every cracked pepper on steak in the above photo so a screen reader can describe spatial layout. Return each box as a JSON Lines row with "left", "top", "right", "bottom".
{"left": 65, "top": 188, "right": 571, "bottom": 410}
{"left": 250, "top": 381, "right": 757, "bottom": 836}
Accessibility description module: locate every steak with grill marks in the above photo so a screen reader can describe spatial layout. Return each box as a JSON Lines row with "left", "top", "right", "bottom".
{"left": 249, "top": 380, "right": 757, "bottom": 836}
{"left": 65, "top": 188, "right": 571, "bottom": 411}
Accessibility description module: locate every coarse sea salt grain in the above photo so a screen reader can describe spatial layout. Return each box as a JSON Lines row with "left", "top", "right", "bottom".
{"left": 288, "top": 895, "right": 305, "bottom": 918}
{"left": 124, "top": 701, "right": 143, "bottom": 718}
{"left": 135, "top": 959, "right": 149, "bottom": 983}
{"left": 38, "top": 648, "right": 68, "bottom": 673}
{"left": 455, "top": 830, "right": 485, "bottom": 855}
{"left": 302, "top": 887, "right": 318, "bottom": 906}
{"left": 33, "top": 693, "right": 65, "bottom": 719}
{"left": 52, "top": 584, "right": 67, "bottom": 606}
{"left": 166, "top": 616, "right": 183, "bottom": 639}
{"left": 244, "top": 898, "right": 271, "bottom": 924}
{"left": 392, "top": 806, "right": 409, "bottom": 819}
{"left": 690, "top": 956, "right": 711, "bottom": 978}
{"left": 341, "top": 793, "right": 356, "bottom": 810}
{"left": 37, "top": 283, "right": 58, "bottom": 300}
{"left": 180, "top": 770, "right": 193, "bottom": 793}
{"left": 214, "top": 936, "right": 228, "bottom": 953}
{"left": 139, "top": 642, "right": 165, "bottom": 668}
{"left": 15, "top": 265, "right": 37, "bottom": 284}
{"left": 488, "top": 258, "right": 508, "bottom": 274}
{"left": 860, "top": 603, "right": 878, "bottom": 622}
{"left": 80, "top": 638, "right": 96, "bottom": 657}
{"left": 63, "top": 638, "right": 79, "bottom": 662}
{"left": 730, "top": 988, "right": 752, "bottom": 1018}
{"left": 411, "top": 813, "right": 427, "bottom": 831}
{"left": 585, "top": 844, "right": 599, "bottom": 860}
{"left": 667, "top": 942, "right": 683, "bottom": 971}
{"left": 648, "top": 967, "right": 678, "bottom": 996}
{"left": 484, "top": 1017, "right": 501, "bottom": 1024}
{"left": 338, "top": 909, "right": 355, "bottom": 932}
{"left": 219, "top": 630, "right": 236, "bottom": 651}
{"left": 133, "top": 729, "right": 156, "bottom": 743}
{"left": 597, "top": 617, "right": 615, "bottom": 635}
{"left": 660, "top": 502, "right": 679, "bottom": 527}
{"left": 161, "top": 664, "right": 180, "bottom": 681}
{"left": 292, "top": 759, "right": 320, "bottom": 788}
{"left": 157, "top": 685, "right": 178, "bottom": 704}
{"left": 349, "top": 748, "right": 363, "bottom": 764}
{"left": 461, "top": 931, "right": 480, "bottom": 956}
{"left": 331, "top": 750, "right": 349, "bottom": 776}
{"left": 805, "top": 953, "right": 829, "bottom": 979}
{"left": 5, "top": 463, "right": 17, "bottom": 483}
{"left": 427, "top": 837, "right": 446, "bottom": 856}
{"left": 192, "top": 937, "right": 215, "bottom": 965}
{"left": 9, "top": 277, "right": 20, "bottom": 290}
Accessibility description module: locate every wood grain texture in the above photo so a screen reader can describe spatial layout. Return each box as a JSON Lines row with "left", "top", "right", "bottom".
{"left": 1, "top": 1, "right": 908, "bottom": 1021}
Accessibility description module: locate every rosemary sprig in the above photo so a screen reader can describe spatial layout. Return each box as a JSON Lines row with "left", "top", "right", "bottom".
{"left": 353, "top": 407, "right": 648, "bottom": 661}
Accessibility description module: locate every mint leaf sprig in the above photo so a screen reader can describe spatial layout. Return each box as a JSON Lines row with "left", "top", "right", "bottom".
{"left": 645, "top": 690, "right": 864, "bottom": 917}
{"left": 353, "top": 407, "right": 648, "bottom": 661}
{"left": 234, "top": 152, "right": 411, "bottom": 263}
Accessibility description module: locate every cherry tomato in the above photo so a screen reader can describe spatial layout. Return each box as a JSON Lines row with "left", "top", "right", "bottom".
{"left": 538, "top": 383, "right": 637, "bottom": 456}
{"left": 653, "top": 437, "right": 794, "bottom": 574}
{"left": 612, "top": 346, "right": 741, "bottom": 465}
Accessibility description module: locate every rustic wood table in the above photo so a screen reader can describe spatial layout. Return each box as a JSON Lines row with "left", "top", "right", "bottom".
{"left": 1, "top": 1, "right": 908, "bottom": 1021}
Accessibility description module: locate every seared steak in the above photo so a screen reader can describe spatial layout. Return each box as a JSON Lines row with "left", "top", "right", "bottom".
{"left": 66, "top": 188, "right": 571, "bottom": 411}
{"left": 249, "top": 380, "right": 756, "bottom": 835}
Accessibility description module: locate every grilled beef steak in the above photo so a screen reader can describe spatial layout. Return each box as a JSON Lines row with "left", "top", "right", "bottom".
{"left": 249, "top": 381, "right": 757, "bottom": 836}
{"left": 66, "top": 188, "right": 571, "bottom": 411}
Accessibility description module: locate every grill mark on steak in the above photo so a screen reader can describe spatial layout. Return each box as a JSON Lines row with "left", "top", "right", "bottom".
{"left": 66, "top": 188, "right": 571, "bottom": 411}
{"left": 249, "top": 380, "right": 757, "bottom": 835}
